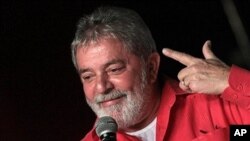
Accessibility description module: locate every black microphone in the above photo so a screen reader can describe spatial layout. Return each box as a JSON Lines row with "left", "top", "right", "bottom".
{"left": 95, "top": 116, "right": 118, "bottom": 141}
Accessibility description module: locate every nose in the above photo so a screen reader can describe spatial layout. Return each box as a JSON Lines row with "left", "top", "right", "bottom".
{"left": 95, "top": 74, "right": 114, "bottom": 94}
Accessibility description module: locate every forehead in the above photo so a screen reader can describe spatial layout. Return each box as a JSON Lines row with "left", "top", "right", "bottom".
{"left": 75, "top": 38, "right": 135, "bottom": 69}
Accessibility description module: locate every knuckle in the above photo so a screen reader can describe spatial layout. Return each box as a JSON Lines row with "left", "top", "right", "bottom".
{"left": 193, "top": 75, "right": 201, "bottom": 80}
{"left": 177, "top": 74, "right": 182, "bottom": 80}
{"left": 189, "top": 82, "right": 198, "bottom": 90}
{"left": 177, "top": 70, "right": 185, "bottom": 80}
{"left": 190, "top": 66, "right": 199, "bottom": 72}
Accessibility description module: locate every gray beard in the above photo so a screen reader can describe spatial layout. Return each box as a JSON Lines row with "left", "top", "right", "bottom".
{"left": 86, "top": 68, "right": 150, "bottom": 129}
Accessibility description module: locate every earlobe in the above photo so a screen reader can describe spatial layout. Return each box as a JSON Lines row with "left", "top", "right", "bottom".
{"left": 148, "top": 52, "right": 160, "bottom": 83}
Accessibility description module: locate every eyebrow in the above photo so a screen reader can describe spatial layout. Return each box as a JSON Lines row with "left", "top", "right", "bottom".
{"left": 78, "top": 68, "right": 91, "bottom": 74}
{"left": 78, "top": 59, "right": 126, "bottom": 74}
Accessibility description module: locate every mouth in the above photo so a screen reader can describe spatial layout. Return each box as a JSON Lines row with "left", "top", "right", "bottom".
{"left": 98, "top": 95, "right": 126, "bottom": 107}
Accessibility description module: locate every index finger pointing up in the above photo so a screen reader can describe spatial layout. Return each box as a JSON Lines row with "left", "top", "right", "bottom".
{"left": 162, "top": 48, "right": 199, "bottom": 66}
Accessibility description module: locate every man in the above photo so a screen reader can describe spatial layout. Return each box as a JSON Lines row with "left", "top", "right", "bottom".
{"left": 70, "top": 6, "right": 250, "bottom": 141}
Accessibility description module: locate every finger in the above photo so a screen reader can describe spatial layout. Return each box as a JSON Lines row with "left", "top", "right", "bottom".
{"left": 188, "top": 80, "right": 215, "bottom": 94}
{"left": 177, "top": 68, "right": 187, "bottom": 81}
{"left": 202, "top": 40, "right": 218, "bottom": 60}
{"left": 183, "top": 74, "right": 216, "bottom": 93}
{"left": 162, "top": 48, "right": 199, "bottom": 66}
{"left": 185, "top": 80, "right": 202, "bottom": 93}
{"left": 179, "top": 81, "right": 192, "bottom": 92}
{"left": 177, "top": 65, "right": 202, "bottom": 81}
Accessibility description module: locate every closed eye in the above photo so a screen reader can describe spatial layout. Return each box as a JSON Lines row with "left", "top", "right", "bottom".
{"left": 82, "top": 76, "right": 91, "bottom": 80}
{"left": 111, "top": 67, "right": 122, "bottom": 72}
{"left": 107, "top": 66, "right": 125, "bottom": 75}
{"left": 81, "top": 73, "right": 95, "bottom": 82}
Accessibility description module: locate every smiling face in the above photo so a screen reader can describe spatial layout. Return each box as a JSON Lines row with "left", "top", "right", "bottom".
{"left": 75, "top": 38, "right": 160, "bottom": 130}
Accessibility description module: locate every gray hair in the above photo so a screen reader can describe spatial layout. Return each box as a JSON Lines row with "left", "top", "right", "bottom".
{"left": 71, "top": 6, "right": 157, "bottom": 68}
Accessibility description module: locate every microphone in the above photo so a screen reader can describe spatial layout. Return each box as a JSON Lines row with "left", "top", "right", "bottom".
{"left": 95, "top": 116, "right": 118, "bottom": 141}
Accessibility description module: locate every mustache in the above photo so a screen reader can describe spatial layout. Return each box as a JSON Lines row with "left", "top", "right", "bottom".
{"left": 95, "top": 90, "right": 127, "bottom": 104}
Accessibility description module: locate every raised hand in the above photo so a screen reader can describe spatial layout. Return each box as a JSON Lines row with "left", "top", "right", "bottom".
{"left": 162, "top": 40, "right": 230, "bottom": 94}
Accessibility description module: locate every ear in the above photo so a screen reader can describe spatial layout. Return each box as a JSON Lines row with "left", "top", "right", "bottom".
{"left": 147, "top": 52, "right": 160, "bottom": 83}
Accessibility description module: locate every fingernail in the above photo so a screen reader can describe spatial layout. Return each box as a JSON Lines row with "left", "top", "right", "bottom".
{"left": 207, "top": 40, "right": 212, "bottom": 48}
{"left": 162, "top": 48, "right": 170, "bottom": 55}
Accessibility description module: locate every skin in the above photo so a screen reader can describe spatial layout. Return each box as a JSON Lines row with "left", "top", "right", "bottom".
{"left": 162, "top": 40, "right": 230, "bottom": 94}
{"left": 75, "top": 38, "right": 161, "bottom": 131}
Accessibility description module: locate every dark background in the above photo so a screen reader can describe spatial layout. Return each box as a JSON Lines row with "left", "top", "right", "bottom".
{"left": 1, "top": 0, "right": 250, "bottom": 141}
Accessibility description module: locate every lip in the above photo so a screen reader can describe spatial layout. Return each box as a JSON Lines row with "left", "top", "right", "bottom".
{"left": 100, "top": 96, "right": 125, "bottom": 107}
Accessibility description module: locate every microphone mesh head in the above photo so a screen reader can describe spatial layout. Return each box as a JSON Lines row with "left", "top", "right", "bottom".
{"left": 95, "top": 116, "right": 118, "bottom": 137}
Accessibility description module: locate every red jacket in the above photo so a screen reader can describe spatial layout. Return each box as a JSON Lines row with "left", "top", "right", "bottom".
{"left": 82, "top": 65, "right": 250, "bottom": 141}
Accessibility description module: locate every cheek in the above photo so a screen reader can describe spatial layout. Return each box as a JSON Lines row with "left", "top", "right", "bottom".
{"left": 111, "top": 71, "right": 141, "bottom": 91}
{"left": 82, "top": 84, "right": 95, "bottom": 102}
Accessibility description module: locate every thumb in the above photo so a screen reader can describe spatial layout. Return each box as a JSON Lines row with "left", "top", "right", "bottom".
{"left": 202, "top": 40, "right": 218, "bottom": 59}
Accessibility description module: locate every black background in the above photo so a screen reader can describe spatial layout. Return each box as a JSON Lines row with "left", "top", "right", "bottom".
{"left": 1, "top": 0, "right": 250, "bottom": 141}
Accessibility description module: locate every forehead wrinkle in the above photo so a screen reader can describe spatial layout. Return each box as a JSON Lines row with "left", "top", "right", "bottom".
{"left": 76, "top": 37, "right": 136, "bottom": 71}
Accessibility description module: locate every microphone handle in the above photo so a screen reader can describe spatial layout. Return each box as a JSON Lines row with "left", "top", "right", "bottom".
{"left": 100, "top": 132, "right": 116, "bottom": 141}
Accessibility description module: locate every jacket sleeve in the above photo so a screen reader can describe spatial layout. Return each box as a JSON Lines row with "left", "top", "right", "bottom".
{"left": 221, "top": 65, "right": 250, "bottom": 110}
